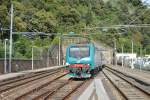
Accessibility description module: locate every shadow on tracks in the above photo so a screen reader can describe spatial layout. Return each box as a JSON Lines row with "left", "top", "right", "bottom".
{"left": 69, "top": 77, "right": 90, "bottom": 81}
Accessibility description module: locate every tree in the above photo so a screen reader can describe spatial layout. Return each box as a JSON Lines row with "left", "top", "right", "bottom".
{"left": 30, "top": 9, "right": 57, "bottom": 33}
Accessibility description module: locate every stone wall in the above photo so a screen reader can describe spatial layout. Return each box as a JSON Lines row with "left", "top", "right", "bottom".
{"left": 0, "top": 58, "right": 55, "bottom": 73}
{"left": 0, "top": 45, "right": 64, "bottom": 74}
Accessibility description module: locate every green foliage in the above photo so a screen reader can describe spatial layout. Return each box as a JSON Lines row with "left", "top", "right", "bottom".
{"left": 0, "top": 40, "right": 4, "bottom": 58}
{"left": 13, "top": 36, "right": 31, "bottom": 58}
{"left": 12, "top": 36, "right": 52, "bottom": 58}
{"left": 0, "top": 0, "right": 150, "bottom": 57}
{"left": 30, "top": 9, "right": 57, "bottom": 32}
{"left": 51, "top": 37, "right": 59, "bottom": 45}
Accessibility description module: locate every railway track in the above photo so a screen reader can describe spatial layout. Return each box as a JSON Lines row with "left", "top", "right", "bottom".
{"left": 17, "top": 78, "right": 87, "bottom": 100}
{"left": 0, "top": 70, "right": 55, "bottom": 86}
{"left": 103, "top": 67, "right": 150, "bottom": 100}
{"left": 43, "top": 79, "right": 86, "bottom": 100}
{"left": 106, "top": 65, "right": 150, "bottom": 83}
{"left": 0, "top": 68, "right": 88, "bottom": 100}
{"left": 0, "top": 68, "right": 67, "bottom": 99}
{"left": 0, "top": 69, "right": 64, "bottom": 93}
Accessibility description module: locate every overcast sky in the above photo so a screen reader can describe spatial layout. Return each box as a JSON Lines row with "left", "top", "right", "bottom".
{"left": 142, "top": 0, "right": 150, "bottom": 5}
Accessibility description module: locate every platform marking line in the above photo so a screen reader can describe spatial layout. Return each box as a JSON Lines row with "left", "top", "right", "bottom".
{"left": 77, "top": 78, "right": 110, "bottom": 100}
{"left": 94, "top": 79, "right": 110, "bottom": 100}
{"left": 77, "top": 81, "right": 94, "bottom": 100}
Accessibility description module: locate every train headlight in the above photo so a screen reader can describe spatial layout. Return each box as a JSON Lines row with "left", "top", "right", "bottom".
{"left": 66, "top": 62, "right": 70, "bottom": 65}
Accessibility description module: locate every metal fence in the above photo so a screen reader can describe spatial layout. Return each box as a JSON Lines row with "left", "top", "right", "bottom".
{"left": 0, "top": 39, "right": 62, "bottom": 73}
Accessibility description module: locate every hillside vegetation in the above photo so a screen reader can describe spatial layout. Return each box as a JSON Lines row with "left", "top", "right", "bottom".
{"left": 0, "top": 0, "right": 150, "bottom": 58}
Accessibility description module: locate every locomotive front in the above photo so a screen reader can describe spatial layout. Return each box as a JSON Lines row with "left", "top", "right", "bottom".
{"left": 66, "top": 44, "right": 95, "bottom": 78}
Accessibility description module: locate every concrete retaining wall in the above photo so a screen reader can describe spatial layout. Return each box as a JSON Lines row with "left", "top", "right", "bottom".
{"left": 0, "top": 58, "right": 56, "bottom": 73}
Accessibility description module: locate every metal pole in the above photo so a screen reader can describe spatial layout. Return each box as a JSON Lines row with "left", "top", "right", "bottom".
{"left": 9, "top": 3, "right": 13, "bottom": 73}
{"left": 114, "top": 39, "right": 117, "bottom": 66}
{"left": 58, "top": 36, "right": 61, "bottom": 66}
{"left": 32, "top": 46, "right": 34, "bottom": 70}
{"left": 131, "top": 40, "right": 134, "bottom": 69}
{"left": 115, "top": 42, "right": 117, "bottom": 66}
{"left": 57, "top": 52, "right": 58, "bottom": 66}
{"left": 140, "top": 45, "right": 142, "bottom": 71}
{"left": 122, "top": 45, "right": 124, "bottom": 67}
{"left": 4, "top": 39, "right": 8, "bottom": 73}
{"left": 47, "top": 46, "right": 50, "bottom": 67}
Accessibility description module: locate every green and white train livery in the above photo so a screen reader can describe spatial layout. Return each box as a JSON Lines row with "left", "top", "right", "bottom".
{"left": 66, "top": 43, "right": 104, "bottom": 78}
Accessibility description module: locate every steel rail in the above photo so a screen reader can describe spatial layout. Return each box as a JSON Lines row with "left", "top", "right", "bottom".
{"left": 106, "top": 68, "right": 150, "bottom": 95}
{"left": 0, "top": 71, "right": 67, "bottom": 99}
{"left": 16, "top": 72, "right": 68, "bottom": 100}
{"left": 0, "top": 70, "right": 61, "bottom": 93}
{"left": 44, "top": 80, "right": 87, "bottom": 100}
{"left": 103, "top": 68, "right": 150, "bottom": 100}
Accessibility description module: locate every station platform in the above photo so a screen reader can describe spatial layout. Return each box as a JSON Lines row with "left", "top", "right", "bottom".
{"left": 105, "top": 64, "right": 150, "bottom": 84}
{"left": 0, "top": 65, "right": 65, "bottom": 81}
{"left": 71, "top": 72, "right": 111, "bottom": 100}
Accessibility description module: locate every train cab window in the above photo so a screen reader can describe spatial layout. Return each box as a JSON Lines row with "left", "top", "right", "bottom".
{"left": 69, "top": 47, "right": 90, "bottom": 58}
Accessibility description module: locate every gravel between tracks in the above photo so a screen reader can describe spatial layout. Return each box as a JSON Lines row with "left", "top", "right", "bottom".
{"left": 106, "top": 65, "right": 150, "bottom": 84}
{"left": 0, "top": 69, "right": 90, "bottom": 100}
{"left": 103, "top": 68, "right": 150, "bottom": 100}
{"left": 47, "top": 79, "right": 86, "bottom": 100}
{"left": 0, "top": 70, "right": 67, "bottom": 100}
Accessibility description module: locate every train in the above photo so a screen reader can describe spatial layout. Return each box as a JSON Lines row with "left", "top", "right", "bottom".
{"left": 65, "top": 43, "right": 105, "bottom": 78}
